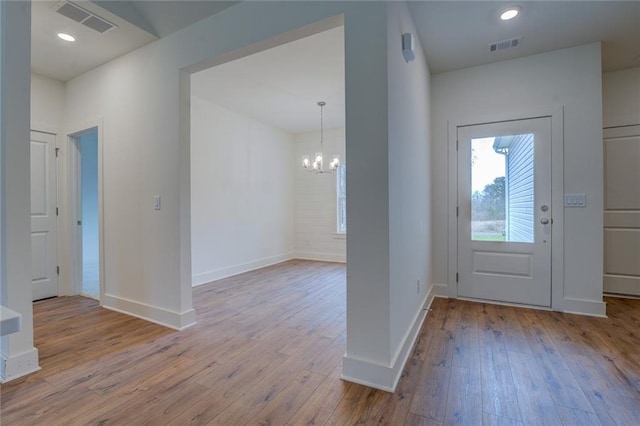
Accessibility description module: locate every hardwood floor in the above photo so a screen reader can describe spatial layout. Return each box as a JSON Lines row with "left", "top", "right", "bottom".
{"left": 1, "top": 259, "right": 639, "bottom": 425}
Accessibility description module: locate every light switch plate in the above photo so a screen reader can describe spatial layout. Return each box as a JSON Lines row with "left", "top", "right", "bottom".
{"left": 564, "top": 193, "right": 586, "bottom": 207}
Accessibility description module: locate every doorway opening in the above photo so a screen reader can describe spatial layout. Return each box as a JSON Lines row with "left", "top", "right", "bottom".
{"left": 188, "top": 24, "right": 346, "bottom": 288}
{"left": 70, "top": 127, "right": 101, "bottom": 300}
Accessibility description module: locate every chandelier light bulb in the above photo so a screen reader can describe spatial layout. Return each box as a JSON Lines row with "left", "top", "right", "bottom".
{"left": 330, "top": 155, "right": 340, "bottom": 171}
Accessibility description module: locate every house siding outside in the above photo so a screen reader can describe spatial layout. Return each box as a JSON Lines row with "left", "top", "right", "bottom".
{"left": 504, "top": 134, "right": 534, "bottom": 242}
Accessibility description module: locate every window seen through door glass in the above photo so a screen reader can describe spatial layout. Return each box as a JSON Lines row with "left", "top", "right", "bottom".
{"left": 337, "top": 164, "right": 346, "bottom": 233}
{"left": 471, "top": 134, "right": 534, "bottom": 243}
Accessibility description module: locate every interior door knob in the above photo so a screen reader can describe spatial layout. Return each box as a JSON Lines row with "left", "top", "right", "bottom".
{"left": 540, "top": 218, "right": 549, "bottom": 225}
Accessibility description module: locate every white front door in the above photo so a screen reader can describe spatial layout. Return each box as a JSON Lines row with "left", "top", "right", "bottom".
{"left": 31, "top": 131, "right": 58, "bottom": 300}
{"left": 457, "top": 117, "right": 552, "bottom": 307}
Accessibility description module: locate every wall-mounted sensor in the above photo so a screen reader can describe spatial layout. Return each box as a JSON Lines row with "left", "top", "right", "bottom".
{"left": 402, "top": 33, "right": 415, "bottom": 62}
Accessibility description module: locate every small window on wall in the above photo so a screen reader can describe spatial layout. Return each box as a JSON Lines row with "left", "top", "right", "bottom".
{"left": 337, "top": 164, "right": 346, "bottom": 234}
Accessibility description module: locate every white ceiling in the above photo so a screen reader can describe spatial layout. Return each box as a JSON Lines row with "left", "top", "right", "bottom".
{"left": 94, "top": 1, "right": 240, "bottom": 38}
{"left": 192, "top": 26, "right": 345, "bottom": 134}
{"left": 31, "top": 1, "right": 157, "bottom": 82}
{"left": 409, "top": 1, "right": 640, "bottom": 74}
{"left": 31, "top": 1, "right": 640, "bottom": 131}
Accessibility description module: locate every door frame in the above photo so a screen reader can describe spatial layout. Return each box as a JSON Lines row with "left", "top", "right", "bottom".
{"left": 446, "top": 106, "right": 565, "bottom": 311}
{"left": 67, "top": 121, "right": 105, "bottom": 300}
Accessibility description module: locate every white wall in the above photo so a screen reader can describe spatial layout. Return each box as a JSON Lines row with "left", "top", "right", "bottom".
{"left": 294, "top": 127, "right": 346, "bottom": 262}
{"left": 387, "top": 1, "right": 431, "bottom": 361}
{"left": 190, "top": 97, "right": 294, "bottom": 285}
{"left": 342, "top": 1, "right": 432, "bottom": 391}
{"left": 65, "top": 43, "right": 199, "bottom": 328}
{"left": 31, "top": 73, "right": 65, "bottom": 133}
{"left": 1, "top": 1, "right": 39, "bottom": 382}
{"left": 603, "top": 67, "right": 640, "bottom": 127}
{"left": 431, "top": 43, "right": 605, "bottom": 315}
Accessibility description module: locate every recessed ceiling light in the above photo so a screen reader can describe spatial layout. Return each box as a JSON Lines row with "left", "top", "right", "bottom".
{"left": 500, "top": 7, "right": 521, "bottom": 21}
{"left": 57, "top": 33, "right": 76, "bottom": 42}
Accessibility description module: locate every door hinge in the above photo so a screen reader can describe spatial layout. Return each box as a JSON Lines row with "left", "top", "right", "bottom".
{"left": 456, "top": 140, "right": 459, "bottom": 151}
{"left": 55, "top": 147, "right": 60, "bottom": 157}
{"left": 56, "top": 207, "right": 59, "bottom": 216}
{"left": 456, "top": 206, "right": 459, "bottom": 217}
{"left": 456, "top": 273, "right": 459, "bottom": 283}
{"left": 56, "top": 266, "right": 60, "bottom": 275}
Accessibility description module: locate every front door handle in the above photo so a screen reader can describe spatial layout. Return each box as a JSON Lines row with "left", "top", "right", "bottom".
{"left": 540, "top": 218, "right": 549, "bottom": 225}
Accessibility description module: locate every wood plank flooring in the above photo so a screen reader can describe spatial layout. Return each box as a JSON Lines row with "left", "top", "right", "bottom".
{"left": 1, "top": 259, "right": 639, "bottom": 425}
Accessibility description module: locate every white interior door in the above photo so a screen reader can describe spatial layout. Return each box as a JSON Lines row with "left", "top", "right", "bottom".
{"left": 457, "top": 117, "right": 552, "bottom": 306}
{"left": 604, "top": 125, "right": 640, "bottom": 296}
{"left": 31, "top": 130, "right": 58, "bottom": 300}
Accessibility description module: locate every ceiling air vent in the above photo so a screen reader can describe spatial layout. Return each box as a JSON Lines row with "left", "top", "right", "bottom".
{"left": 490, "top": 37, "right": 522, "bottom": 53}
{"left": 55, "top": 1, "right": 118, "bottom": 34}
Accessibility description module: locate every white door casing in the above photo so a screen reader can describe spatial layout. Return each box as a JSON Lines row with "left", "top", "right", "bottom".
{"left": 68, "top": 124, "right": 104, "bottom": 300}
{"left": 31, "top": 130, "right": 58, "bottom": 300}
{"left": 457, "top": 117, "right": 552, "bottom": 307}
{"left": 603, "top": 124, "right": 640, "bottom": 296}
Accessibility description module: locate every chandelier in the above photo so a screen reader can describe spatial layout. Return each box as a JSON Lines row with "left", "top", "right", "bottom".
{"left": 302, "top": 101, "right": 340, "bottom": 173}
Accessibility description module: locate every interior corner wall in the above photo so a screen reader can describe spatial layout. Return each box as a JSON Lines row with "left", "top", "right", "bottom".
{"left": 603, "top": 67, "right": 640, "bottom": 128}
{"left": 190, "top": 97, "right": 294, "bottom": 286}
{"left": 31, "top": 73, "right": 65, "bottom": 133}
{"left": 294, "top": 128, "right": 346, "bottom": 263}
{"left": 387, "top": 0, "right": 431, "bottom": 380}
{"left": 431, "top": 43, "right": 604, "bottom": 313}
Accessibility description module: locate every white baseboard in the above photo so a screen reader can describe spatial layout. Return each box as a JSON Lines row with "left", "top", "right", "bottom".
{"left": 433, "top": 282, "right": 607, "bottom": 318}
{"left": 562, "top": 297, "right": 607, "bottom": 318}
{"left": 341, "top": 284, "right": 435, "bottom": 392}
{"left": 192, "top": 252, "right": 295, "bottom": 286}
{"left": 433, "top": 282, "right": 452, "bottom": 297}
{"left": 0, "top": 347, "right": 40, "bottom": 383}
{"left": 604, "top": 274, "right": 640, "bottom": 297}
{"left": 101, "top": 294, "right": 197, "bottom": 330}
{"left": 294, "top": 251, "right": 346, "bottom": 263}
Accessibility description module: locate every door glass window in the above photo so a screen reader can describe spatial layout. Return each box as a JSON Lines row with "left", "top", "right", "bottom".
{"left": 471, "top": 134, "right": 534, "bottom": 243}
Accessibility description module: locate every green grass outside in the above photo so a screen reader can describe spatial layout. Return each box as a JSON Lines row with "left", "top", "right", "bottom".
{"left": 472, "top": 234, "right": 506, "bottom": 242}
